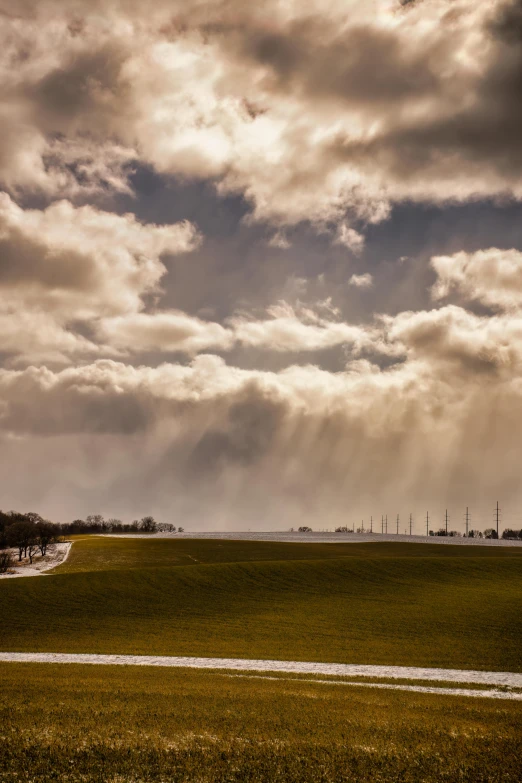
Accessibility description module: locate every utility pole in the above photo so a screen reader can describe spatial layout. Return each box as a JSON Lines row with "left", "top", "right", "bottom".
{"left": 370, "top": 516, "right": 373, "bottom": 533}
{"left": 445, "top": 509, "right": 449, "bottom": 535}
{"left": 495, "top": 501, "right": 500, "bottom": 538}
{"left": 381, "top": 515, "right": 384, "bottom": 534}
{"left": 465, "top": 507, "right": 470, "bottom": 537}
{"left": 385, "top": 514, "right": 388, "bottom": 534}
{"left": 426, "top": 511, "right": 429, "bottom": 537}
{"left": 396, "top": 514, "right": 399, "bottom": 534}
{"left": 409, "top": 513, "right": 413, "bottom": 536}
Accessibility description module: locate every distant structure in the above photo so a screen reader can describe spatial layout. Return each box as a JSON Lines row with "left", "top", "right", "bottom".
{"left": 361, "top": 501, "right": 506, "bottom": 539}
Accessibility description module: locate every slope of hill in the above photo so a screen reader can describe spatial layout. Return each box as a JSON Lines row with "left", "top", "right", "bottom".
{"left": 1, "top": 537, "right": 521, "bottom": 671}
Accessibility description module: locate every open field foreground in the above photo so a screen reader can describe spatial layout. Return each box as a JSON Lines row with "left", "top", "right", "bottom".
{"left": 1, "top": 537, "right": 522, "bottom": 782}
{"left": 1, "top": 664, "right": 521, "bottom": 783}
{"left": 1, "top": 537, "right": 522, "bottom": 671}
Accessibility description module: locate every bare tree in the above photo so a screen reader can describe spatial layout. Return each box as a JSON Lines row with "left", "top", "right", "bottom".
{"left": 6, "top": 521, "right": 36, "bottom": 561}
{"left": 139, "top": 516, "right": 158, "bottom": 533}
{"left": 26, "top": 538, "right": 39, "bottom": 565}
{"left": 484, "top": 528, "right": 499, "bottom": 539}
{"left": 36, "top": 522, "right": 57, "bottom": 556}
{"left": 0, "top": 550, "right": 12, "bottom": 574}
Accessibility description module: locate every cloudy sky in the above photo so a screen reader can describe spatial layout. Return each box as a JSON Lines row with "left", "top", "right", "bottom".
{"left": 1, "top": 0, "right": 522, "bottom": 530}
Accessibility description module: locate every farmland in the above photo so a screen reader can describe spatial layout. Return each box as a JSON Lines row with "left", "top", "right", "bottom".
{"left": 1, "top": 537, "right": 521, "bottom": 670}
{"left": 1, "top": 536, "right": 521, "bottom": 782}
{"left": 1, "top": 663, "right": 522, "bottom": 783}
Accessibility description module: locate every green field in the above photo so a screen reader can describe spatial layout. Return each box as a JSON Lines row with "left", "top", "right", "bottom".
{"left": 1, "top": 537, "right": 521, "bottom": 670}
{"left": 1, "top": 663, "right": 521, "bottom": 783}
{"left": 1, "top": 537, "right": 522, "bottom": 782}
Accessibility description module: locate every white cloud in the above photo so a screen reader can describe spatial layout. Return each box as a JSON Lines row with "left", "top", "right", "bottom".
{"left": 267, "top": 232, "right": 291, "bottom": 249}
{"left": 349, "top": 273, "right": 373, "bottom": 288}
{"left": 432, "top": 248, "right": 522, "bottom": 311}
{"left": 0, "top": 194, "right": 199, "bottom": 362}
{"left": 229, "top": 302, "right": 381, "bottom": 353}
{"left": 2, "top": 339, "right": 522, "bottom": 527}
{"left": 336, "top": 225, "right": 366, "bottom": 254}
{"left": 385, "top": 304, "right": 522, "bottom": 376}
{"left": 1, "top": 1, "right": 521, "bottom": 229}
{"left": 97, "top": 312, "right": 234, "bottom": 355}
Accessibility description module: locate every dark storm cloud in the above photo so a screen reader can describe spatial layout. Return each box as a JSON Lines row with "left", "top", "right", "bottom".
{"left": 31, "top": 45, "right": 129, "bottom": 134}
{"left": 188, "top": 385, "right": 287, "bottom": 472}
{"left": 231, "top": 19, "right": 440, "bottom": 105}
{"left": 0, "top": 365, "right": 153, "bottom": 435}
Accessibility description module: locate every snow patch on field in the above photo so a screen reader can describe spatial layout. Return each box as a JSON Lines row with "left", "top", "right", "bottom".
{"left": 0, "top": 542, "right": 72, "bottom": 579}
{"left": 104, "top": 531, "right": 522, "bottom": 547}
{"left": 0, "top": 652, "right": 521, "bottom": 695}
{"left": 219, "top": 674, "right": 522, "bottom": 701}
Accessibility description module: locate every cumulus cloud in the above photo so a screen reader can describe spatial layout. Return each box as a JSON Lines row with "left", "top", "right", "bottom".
{"left": 0, "top": 311, "right": 101, "bottom": 365}
{"left": 0, "top": 195, "right": 199, "bottom": 317}
{"left": 96, "top": 302, "right": 389, "bottom": 357}
{"left": 1, "top": 1, "right": 522, "bottom": 228}
{"left": 349, "top": 273, "right": 373, "bottom": 288}
{"left": 230, "top": 302, "right": 378, "bottom": 352}
{"left": 0, "top": 194, "right": 199, "bottom": 362}
{"left": 431, "top": 248, "right": 522, "bottom": 311}
{"left": 267, "top": 232, "right": 291, "bottom": 249}
{"left": 386, "top": 305, "right": 522, "bottom": 376}
{"left": 98, "top": 312, "right": 234, "bottom": 355}
{"left": 335, "top": 225, "right": 365, "bottom": 254}
{"left": 2, "top": 345, "right": 522, "bottom": 527}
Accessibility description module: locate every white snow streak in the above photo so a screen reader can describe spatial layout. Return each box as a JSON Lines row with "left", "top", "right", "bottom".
{"left": 0, "top": 653, "right": 521, "bottom": 698}
{"left": 105, "top": 531, "right": 522, "bottom": 547}
{"left": 219, "top": 674, "right": 522, "bottom": 701}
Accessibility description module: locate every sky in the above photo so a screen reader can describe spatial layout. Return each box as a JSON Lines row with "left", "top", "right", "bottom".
{"left": 1, "top": 0, "right": 522, "bottom": 531}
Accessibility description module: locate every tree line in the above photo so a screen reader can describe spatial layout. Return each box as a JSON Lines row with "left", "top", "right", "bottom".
{"left": 0, "top": 510, "right": 183, "bottom": 574}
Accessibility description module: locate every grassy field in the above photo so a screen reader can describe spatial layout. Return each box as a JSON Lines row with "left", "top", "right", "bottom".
{"left": 1, "top": 537, "right": 521, "bottom": 670}
{"left": 1, "top": 663, "right": 521, "bottom": 783}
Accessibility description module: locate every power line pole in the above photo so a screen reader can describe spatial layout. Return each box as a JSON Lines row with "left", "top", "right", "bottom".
{"left": 396, "top": 514, "right": 399, "bottom": 534}
{"left": 495, "top": 501, "right": 500, "bottom": 538}
{"left": 381, "top": 515, "right": 384, "bottom": 534}
{"left": 385, "top": 514, "right": 388, "bottom": 534}
{"left": 426, "top": 511, "right": 429, "bottom": 537}
{"left": 409, "top": 513, "right": 413, "bottom": 536}
{"left": 445, "top": 509, "right": 449, "bottom": 535}
{"left": 465, "top": 506, "right": 470, "bottom": 537}
{"left": 370, "top": 515, "right": 373, "bottom": 533}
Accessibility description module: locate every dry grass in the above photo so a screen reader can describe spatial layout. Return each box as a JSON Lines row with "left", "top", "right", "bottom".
{"left": 1, "top": 663, "right": 521, "bottom": 783}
